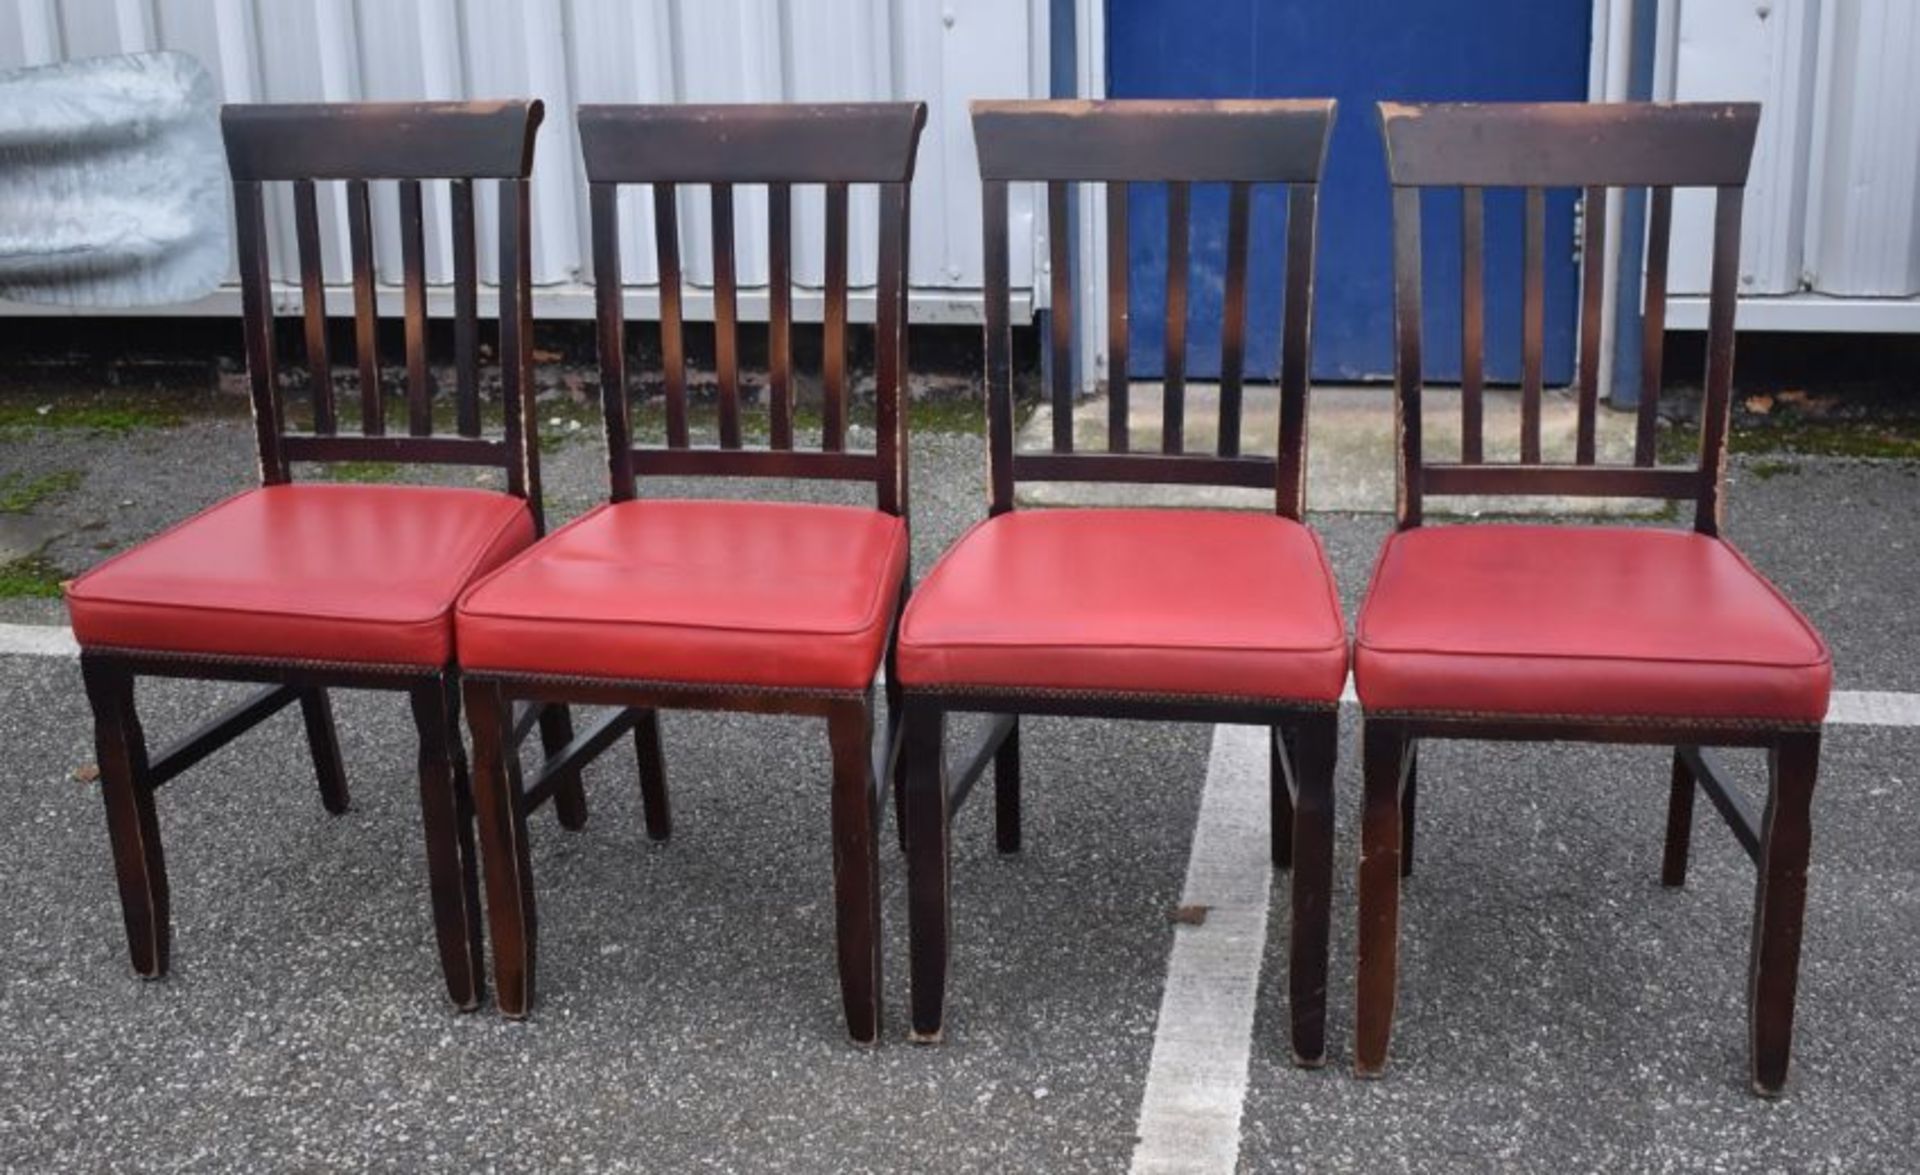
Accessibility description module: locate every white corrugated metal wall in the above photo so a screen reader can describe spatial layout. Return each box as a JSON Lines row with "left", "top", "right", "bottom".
{"left": 1659, "top": 0, "right": 1920, "bottom": 330}
{"left": 0, "top": 0, "right": 1049, "bottom": 323}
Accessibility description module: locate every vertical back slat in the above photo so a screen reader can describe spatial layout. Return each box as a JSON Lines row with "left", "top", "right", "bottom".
{"left": 1162, "top": 181, "right": 1190, "bottom": 454}
{"left": 876, "top": 183, "right": 908, "bottom": 515}
{"left": 1217, "top": 180, "right": 1252, "bottom": 457}
{"left": 1391, "top": 186, "right": 1424, "bottom": 527}
{"left": 499, "top": 178, "right": 533, "bottom": 505}
{"left": 653, "top": 184, "right": 689, "bottom": 448}
{"left": 1694, "top": 185, "right": 1744, "bottom": 537}
{"left": 1459, "top": 186, "right": 1485, "bottom": 463}
{"left": 1047, "top": 181, "right": 1073, "bottom": 452}
{"left": 399, "top": 180, "right": 432, "bottom": 437}
{"left": 1576, "top": 184, "right": 1607, "bottom": 463}
{"left": 710, "top": 183, "right": 742, "bottom": 449}
{"left": 1277, "top": 183, "right": 1318, "bottom": 521}
{"left": 823, "top": 182, "right": 851, "bottom": 452}
{"left": 1636, "top": 185, "right": 1672, "bottom": 466}
{"left": 346, "top": 180, "right": 382, "bottom": 436}
{"left": 451, "top": 179, "right": 481, "bottom": 437}
{"left": 590, "top": 182, "right": 635, "bottom": 501}
{"left": 1520, "top": 185, "right": 1544, "bottom": 464}
{"left": 234, "top": 180, "right": 287, "bottom": 484}
{"left": 983, "top": 179, "right": 1015, "bottom": 514}
{"left": 292, "top": 180, "right": 334, "bottom": 434}
{"left": 1105, "top": 182, "right": 1130, "bottom": 453}
{"left": 768, "top": 181, "right": 794, "bottom": 450}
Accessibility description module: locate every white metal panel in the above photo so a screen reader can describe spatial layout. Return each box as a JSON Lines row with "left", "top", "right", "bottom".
{"left": 1803, "top": 0, "right": 1920, "bottom": 296}
{"left": 1667, "top": 0, "right": 1818, "bottom": 296}
{"left": 1661, "top": 0, "right": 1920, "bottom": 327}
{"left": 0, "top": 0, "right": 1049, "bottom": 322}
{"left": 0, "top": 1, "right": 65, "bottom": 67}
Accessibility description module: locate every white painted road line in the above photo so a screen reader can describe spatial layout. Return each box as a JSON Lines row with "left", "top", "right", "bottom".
{"left": 0, "top": 622, "right": 77, "bottom": 658}
{"left": 1130, "top": 723, "right": 1271, "bottom": 1175}
{"left": 1825, "top": 690, "right": 1920, "bottom": 727}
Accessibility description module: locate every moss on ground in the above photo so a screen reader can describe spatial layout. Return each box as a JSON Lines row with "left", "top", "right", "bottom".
{"left": 0, "top": 393, "right": 186, "bottom": 433}
{"left": 0, "top": 469, "right": 82, "bottom": 513}
{"left": 0, "top": 556, "right": 65, "bottom": 598}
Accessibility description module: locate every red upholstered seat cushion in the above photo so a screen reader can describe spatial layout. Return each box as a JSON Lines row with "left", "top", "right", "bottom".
{"left": 1353, "top": 525, "right": 1831, "bottom": 724}
{"left": 455, "top": 499, "right": 908, "bottom": 691}
{"left": 896, "top": 509, "right": 1348, "bottom": 703}
{"left": 67, "top": 484, "right": 536, "bottom": 667}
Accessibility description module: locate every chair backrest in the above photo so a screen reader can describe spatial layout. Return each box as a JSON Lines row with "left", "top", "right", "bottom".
{"left": 577, "top": 103, "right": 927, "bottom": 517}
{"left": 1378, "top": 101, "right": 1760, "bottom": 535}
{"left": 221, "top": 101, "right": 547, "bottom": 521}
{"left": 972, "top": 99, "right": 1337, "bottom": 519}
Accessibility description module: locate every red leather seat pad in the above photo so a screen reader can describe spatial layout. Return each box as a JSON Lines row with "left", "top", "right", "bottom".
{"left": 455, "top": 499, "right": 908, "bottom": 691}
{"left": 1353, "top": 525, "right": 1831, "bottom": 723}
{"left": 896, "top": 509, "right": 1348, "bottom": 702}
{"left": 67, "top": 484, "right": 536, "bottom": 667}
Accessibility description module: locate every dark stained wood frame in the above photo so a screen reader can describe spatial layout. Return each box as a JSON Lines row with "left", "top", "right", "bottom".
{"left": 1361, "top": 101, "right": 1820, "bottom": 1096}
{"left": 902, "top": 99, "right": 1343, "bottom": 1065}
{"left": 77, "top": 101, "right": 578, "bottom": 1011}
{"left": 460, "top": 101, "right": 927, "bottom": 1044}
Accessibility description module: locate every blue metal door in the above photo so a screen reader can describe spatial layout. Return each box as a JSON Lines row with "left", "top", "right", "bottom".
{"left": 1107, "top": 0, "right": 1592, "bottom": 382}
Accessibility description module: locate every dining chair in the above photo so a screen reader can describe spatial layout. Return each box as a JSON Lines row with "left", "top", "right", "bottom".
{"left": 897, "top": 99, "right": 1345, "bottom": 1064}
{"left": 455, "top": 102, "right": 927, "bottom": 1042}
{"left": 1353, "top": 101, "right": 1831, "bottom": 1095}
{"left": 65, "top": 100, "right": 584, "bottom": 1009}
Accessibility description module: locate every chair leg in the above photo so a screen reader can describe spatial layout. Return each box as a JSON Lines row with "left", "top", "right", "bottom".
{"left": 1287, "top": 710, "right": 1337, "bottom": 1067}
{"left": 1661, "top": 747, "right": 1697, "bottom": 888}
{"left": 827, "top": 698, "right": 883, "bottom": 1044}
{"left": 884, "top": 588, "right": 910, "bottom": 854}
{"left": 994, "top": 715, "right": 1021, "bottom": 854}
{"left": 1270, "top": 725, "right": 1295, "bottom": 869}
{"left": 465, "top": 679, "right": 538, "bottom": 1017}
{"left": 1750, "top": 731, "right": 1820, "bottom": 1097}
{"left": 298, "top": 686, "right": 350, "bottom": 815}
{"left": 79, "top": 656, "right": 169, "bottom": 979}
{"left": 409, "top": 675, "right": 485, "bottom": 1011}
{"left": 1355, "top": 718, "right": 1407, "bottom": 1077}
{"left": 538, "top": 703, "right": 589, "bottom": 831}
{"left": 904, "top": 702, "right": 951, "bottom": 1042}
{"left": 632, "top": 708, "right": 671, "bottom": 842}
{"left": 1401, "top": 741, "right": 1419, "bottom": 879}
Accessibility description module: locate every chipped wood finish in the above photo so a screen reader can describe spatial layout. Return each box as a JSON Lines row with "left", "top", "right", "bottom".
{"left": 461, "top": 102, "right": 927, "bottom": 1043}
{"left": 78, "top": 102, "right": 566, "bottom": 1012}
{"left": 1364, "top": 102, "right": 1819, "bottom": 1096}
{"left": 902, "top": 100, "right": 1342, "bottom": 1066}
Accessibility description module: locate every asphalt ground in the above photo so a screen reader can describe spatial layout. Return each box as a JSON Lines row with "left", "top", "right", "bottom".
{"left": 0, "top": 412, "right": 1916, "bottom": 1170}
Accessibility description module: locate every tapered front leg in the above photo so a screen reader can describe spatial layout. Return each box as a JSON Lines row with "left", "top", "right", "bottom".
{"left": 1750, "top": 732, "right": 1820, "bottom": 1097}
{"left": 904, "top": 702, "right": 951, "bottom": 1042}
{"left": 994, "top": 716, "right": 1021, "bottom": 854}
{"left": 538, "top": 703, "right": 589, "bottom": 831}
{"left": 1400, "top": 741, "right": 1418, "bottom": 878}
{"left": 884, "top": 582, "right": 910, "bottom": 853}
{"left": 1270, "top": 725, "right": 1295, "bottom": 869}
{"left": 80, "top": 656, "right": 169, "bottom": 979}
{"left": 827, "top": 699, "right": 882, "bottom": 1044}
{"left": 632, "top": 708, "right": 671, "bottom": 841}
{"left": 1662, "top": 748, "right": 1697, "bottom": 888}
{"left": 1355, "top": 719, "right": 1407, "bottom": 1077}
{"left": 1287, "top": 710, "right": 1337, "bottom": 1067}
{"left": 410, "top": 675, "right": 485, "bottom": 1010}
{"left": 464, "top": 680, "right": 538, "bottom": 1017}
{"left": 298, "top": 686, "right": 350, "bottom": 815}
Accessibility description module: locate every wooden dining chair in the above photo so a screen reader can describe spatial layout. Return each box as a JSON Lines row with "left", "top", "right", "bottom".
{"left": 65, "top": 100, "right": 585, "bottom": 1009}
{"left": 455, "top": 102, "right": 926, "bottom": 1042}
{"left": 897, "top": 99, "right": 1345, "bottom": 1064}
{"left": 1354, "top": 102, "right": 1831, "bottom": 1095}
